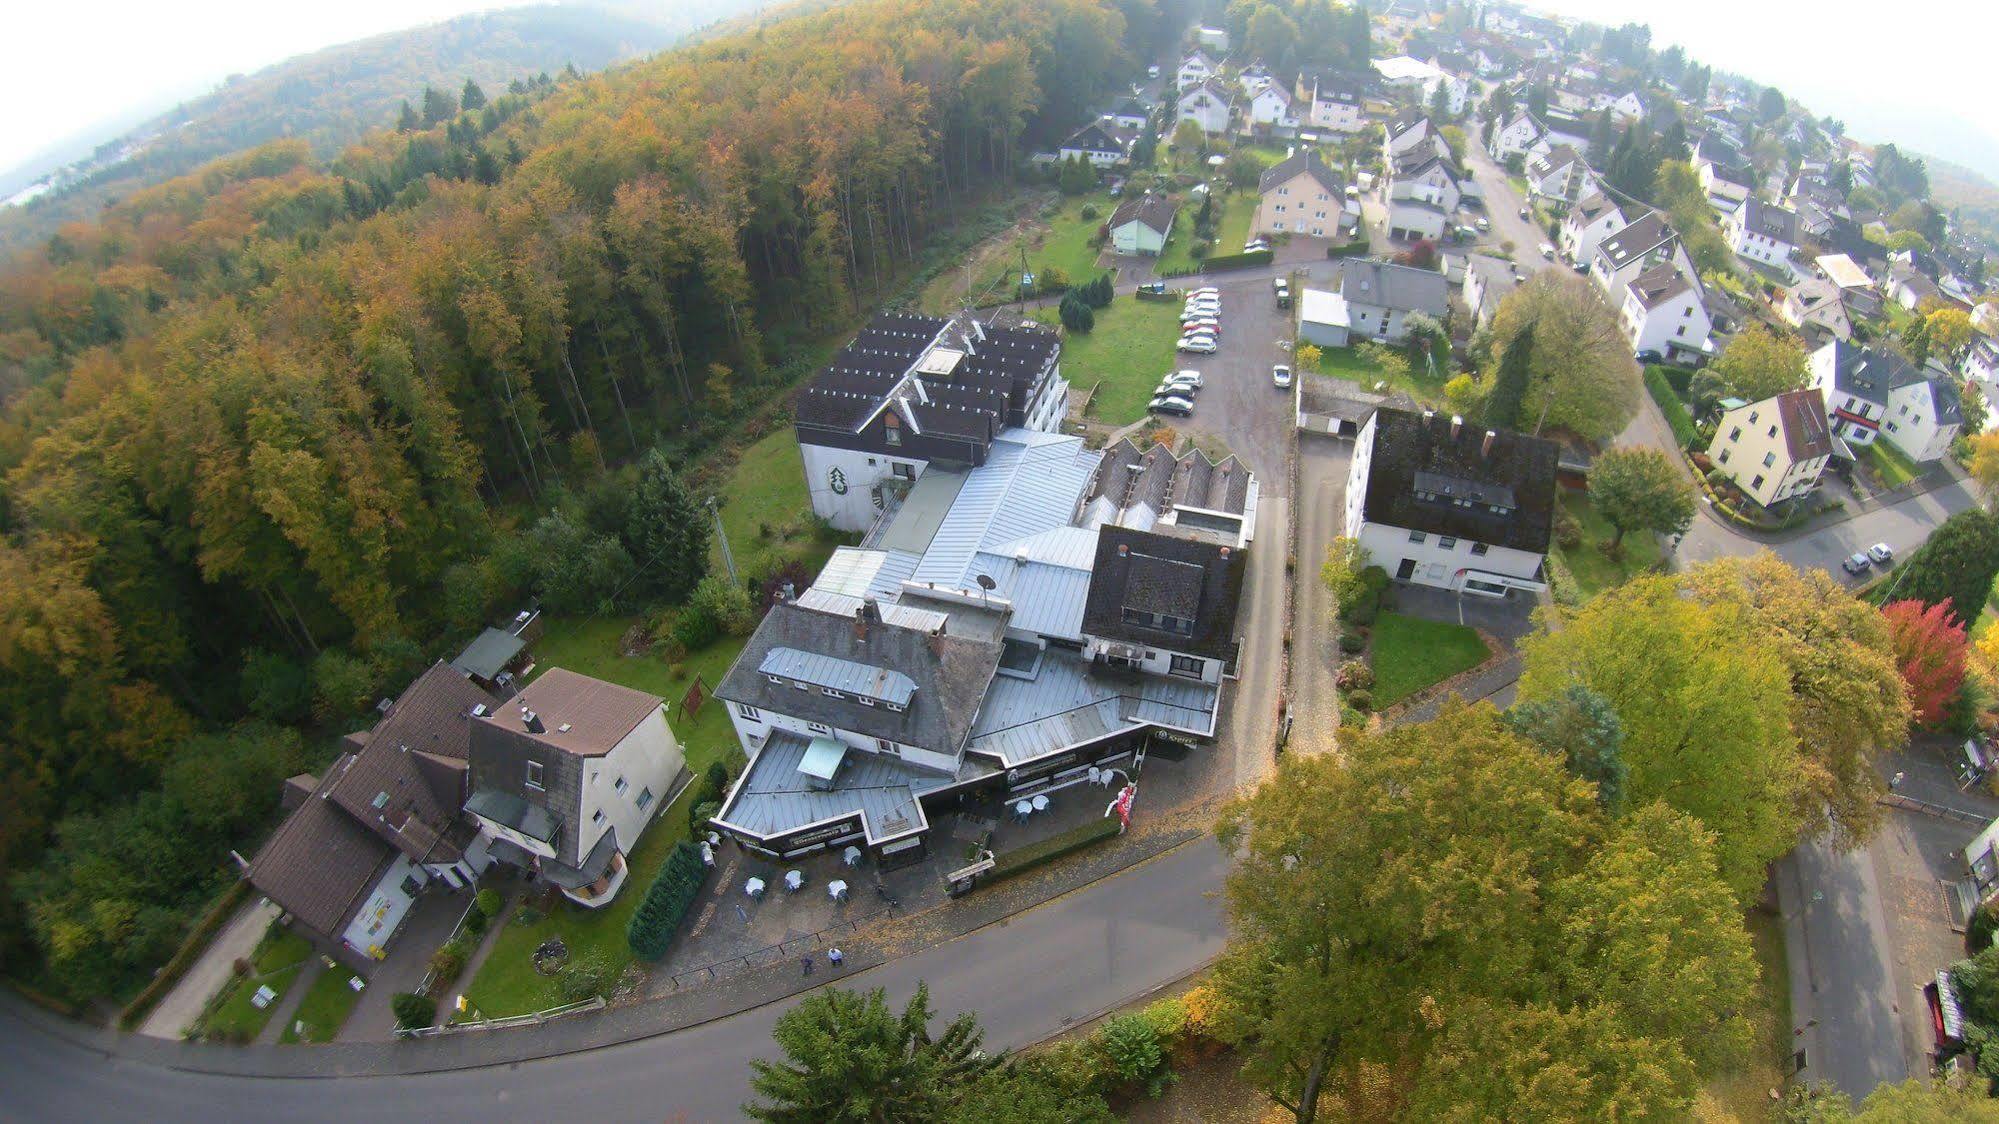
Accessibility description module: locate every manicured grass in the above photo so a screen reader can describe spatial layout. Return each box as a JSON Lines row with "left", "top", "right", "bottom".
{"left": 277, "top": 961, "right": 366, "bottom": 1043}
{"left": 919, "top": 195, "right": 1107, "bottom": 312}
{"left": 712, "top": 426, "right": 843, "bottom": 583}
{"left": 458, "top": 780, "right": 707, "bottom": 1018}
{"left": 1215, "top": 191, "right": 1256, "bottom": 254}
{"left": 1304, "top": 342, "right": 1449, "bottom": 408}
{"left": 1031, "top": 298, "right": 1185, "bottom": 424}
{"left": 1154, "top": 197, "right": 1210, "bottom": 275}
{"left": 1701, "top": 908, "right": 1791, "bottom": 1119}
{"left": 1862, "top": 439, "right": 1920, "bottom": 488}
{"left": 195, "top": 924, "right": 313, "bottom": 1041}
{"left": 1368, "top": 612, "right": 1491, "bottom": 707}
{"left": 1552, "top": 491, "right": 1662, "bottom": 601}
{"left": 1037, "top": 198, "right": 1109, "bottom": 285}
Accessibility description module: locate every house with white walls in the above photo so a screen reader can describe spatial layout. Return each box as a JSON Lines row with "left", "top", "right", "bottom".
{"left": 1619, "top": 263, "right": 1713, "bottom": 365}
{"left": 1706, "top": 389, "right": 1835, "bottom": 508}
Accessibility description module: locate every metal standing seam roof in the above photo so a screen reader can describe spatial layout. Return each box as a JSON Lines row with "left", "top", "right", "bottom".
{"left": 759, "top": 647, "right": 919, "bottom": 707}
{"left": 906, "top": 432, "right": 1102, "bottom": 591}
{"left": 715, "top": 731, "right": 941, "bottom": 843}
{"left": 967, "top": 648, "right": 1219, "bottom": 766}
{"left": 450, "top": 627, "right": 527, "bottom": 681}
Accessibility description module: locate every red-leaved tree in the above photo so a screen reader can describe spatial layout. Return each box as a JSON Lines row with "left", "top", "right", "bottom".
{"left": 1883, "top": 599, "right": 1969, "bottom": 726}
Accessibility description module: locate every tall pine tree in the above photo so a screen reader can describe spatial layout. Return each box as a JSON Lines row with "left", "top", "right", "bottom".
{"left": 627, "top": 448, "right": 711, "bottom": 605}
{"left": 1484, "top": 323, "right": 1534, "bottom": 429}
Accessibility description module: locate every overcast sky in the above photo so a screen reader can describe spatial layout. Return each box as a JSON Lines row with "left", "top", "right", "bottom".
{"left": 6, "top": 0, "right": 1999, "bottom": 183}
{"left": 1531, "top": 0, "right": 1999, "bottom": 181}
{"left": 1, "top": 0, "right": 524, "bottom": 174}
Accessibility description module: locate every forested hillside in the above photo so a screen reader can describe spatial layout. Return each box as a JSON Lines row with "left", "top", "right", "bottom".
{"left": 0, "top": 0, "right": 1173, "bottom": 998}
{"left": 0, "top": 3, "right": 743, "bottom": 254}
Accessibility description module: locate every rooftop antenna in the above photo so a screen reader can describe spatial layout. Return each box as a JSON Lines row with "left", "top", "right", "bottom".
{"left": 975, "top": 573, "right": 996, "bottom": 607}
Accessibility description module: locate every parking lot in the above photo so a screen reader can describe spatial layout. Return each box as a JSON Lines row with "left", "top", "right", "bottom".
{"left": 1155, "top": 270, "right": 1309, "bottom": 487}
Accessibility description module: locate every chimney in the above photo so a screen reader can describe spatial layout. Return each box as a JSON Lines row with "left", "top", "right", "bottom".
{"left": 861, "top": 596, "right": 882, "bottom": 623}
{"left": 1482, "top": 430, "right": 1497, "bottom": 457}
{"left": 1449, "top": 415, "right": 1463, "bottom": 440}
{"left": 780, "top": 581, "right": 796, "bottom": 603}
{"left": 522, "top": 709, "right": 545, "bottom": 734}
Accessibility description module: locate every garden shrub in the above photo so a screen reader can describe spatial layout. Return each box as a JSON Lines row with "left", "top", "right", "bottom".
{"left": 512, "top": 905, "right": 545, "bottom": 927}
{"left": 1094, "top": 1014, "right": 1173, "bottom": 1098}
{"left": 391, "top": 992, "right": 436, "bottom": 1030}
{"left": 1553, "top": 502, "right": 1583, "bottom": 550}
{"left": 1347, "top": 689, "right": 1375, "bottom": 712}
{"left": 558, "top": 951, "right": 616, "bottom": 1004}
{"left": 1339, "top": 632, "right": 1366, "bottom": 655}
{"left": 689, "top": 799, "right": 721, "bottom": 834}
{"left": 474, "top": 888, "right": 502, "bottom": 921}
{"left": 1972, "top": 903, "right": 1999, "bottom": 955}
{"left": 1335, "top": 660, "right": 1375, "bottom": 691}
{"left": 626, "top": 841, "right": 709, "bottom": 960}
{"left": 986, "top": 817, "right": 1122, "bottom": 883}
{"left": 463, "top": 907, "right": 489, "bottom": 937}
{"left": 428, "top": 945, "right": 465, "bottom": 984}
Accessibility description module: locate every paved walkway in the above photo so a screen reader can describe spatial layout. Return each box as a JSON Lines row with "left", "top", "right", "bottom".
{"left": 256, "top": 960, "right": 323, "bottom": 1046}
{"left": 138, "top": 897, "right": 280, "bottom": 1039}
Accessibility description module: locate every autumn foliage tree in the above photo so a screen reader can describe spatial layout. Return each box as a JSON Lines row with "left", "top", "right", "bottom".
{"left": 1883, "top": 599, "right": 1970, "bottom": 726}
{"left": 1484, "top": 269, "right": 1642, "bottom": 440}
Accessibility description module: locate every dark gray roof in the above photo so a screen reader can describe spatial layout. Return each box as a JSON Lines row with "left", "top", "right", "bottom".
{"left": 717, "top": 600, "right": 1003, "bottom": 755}
{"left": 1918, "top": 375, "right": 1964, "bottom": 426}
{"left": 1823, "top": 341, "right": 1919, "bottom": 408}
{"left": 248, "top": 770, "right": 397, "bottom": 941}
{"left": 1627, "top": 262, "right": 1693, "bottom": 310}
{"left": 1081, "top": 526, "right": 1245, "bottom": 662}
{"left": 1740, "top": 199, "right": 1800, "bottom": 246}
{"left": 450, "top": 627, "right": 526, "bottom": 681}
{"left": 1360, "top": 408, "right": 1559, "bottom": 554}
{"left": 717, "top": 732, "right": 959, "bottom": 843}
{"left": 794, "top": 313, "right": 1060, "bottom": 445}
{"left": 1063, "top": 121, "right": 1125, "bottom": 155}
{"left": 1259, "top": 148, "right": 1342, "bottom": 196}
{"left": 1109, "top": 193, "right": 1176, "bottom": 236}
{"left": 463, "top": 788, "right": 560, "bottom": 845}
{"left": 758, "top": 647, "right": 918, "bottom": 707}
{"left": 1597, "top": 211, "right": 1675, "bottom": 269}
{"left": 1338, "top": 259, "right": 1449, "bottom": 316}
{"left": 538, "top": 826, "right": 621, "bottom": 890}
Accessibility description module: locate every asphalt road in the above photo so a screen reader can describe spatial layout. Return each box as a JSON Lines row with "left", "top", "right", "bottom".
{"left": 1778, "top": 838, "right": 1911, "bottom": 1100}
{"left": 3, "top": 840, "right": 1229, "bottom": 1122}
{"left": 1288, "top": 434, "right": 1351, "bottom": 754}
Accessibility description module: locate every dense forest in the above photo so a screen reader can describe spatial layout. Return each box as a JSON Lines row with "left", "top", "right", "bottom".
{"left": 0, "top": 2, "right": 744, "bottom": 254}
{"left": 0, "top": 0, "right": 1178, "bottom": 998}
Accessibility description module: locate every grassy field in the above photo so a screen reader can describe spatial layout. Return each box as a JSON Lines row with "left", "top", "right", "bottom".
{"left": 459, "top": 780, "right": 705, "bottom": 1018}
{"left": 1700, "top": 908, "right": 1792, "bottom": 1119}
{"left": 277, "top": 961, "right": 366, "bottom": 1043}
{"left": 1215, "top": 191, "right": 1256, "bottom": 253}
{"left": 919, "top": 196, "right": 1107, "bottom": 313}
{"left": 1154, "top": 196, "right": 1209, "bottom": 275}
{"left": 1862, "top": 439, "right": 1921, "bottom": 488}
{"left": 531, "top": 617, "right": 751, "bottom": 777}
{"left": 1552, "top": 491, "right": 1663, "bottom": 601}
{"left": 1306, "top": 342, "right": 1448, "bottom": 408}
{"left": 1032, "top": 298, "right": 1184, "bottom": 424}
{"left": 1369, "top": 612, "right": 1491, "bottom": 707}
{"left": 711, "top": 427, "right": 843, "bottom": 584}
{"left": 195, "top": 924, "right": 313, "bottom": 1041}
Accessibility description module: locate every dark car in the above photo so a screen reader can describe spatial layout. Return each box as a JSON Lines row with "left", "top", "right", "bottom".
{"left": 1842, "top": 552, "right": 1872, "bottom": 576}
{"left": 1635, "top": 350, "right": 1663, "bottom": 364}
{"left": 1137, "top": 281, "right": 1167, "bottom": 295}
{"left": 1148, "top": 394, "right": 1194, "bottom": 417}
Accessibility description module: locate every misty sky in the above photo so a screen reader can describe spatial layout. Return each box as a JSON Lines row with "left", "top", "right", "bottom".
{"left": 4, "top": 0, "right": 1999, "bottom": 181}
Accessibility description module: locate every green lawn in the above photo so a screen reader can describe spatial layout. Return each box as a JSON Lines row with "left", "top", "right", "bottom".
{"left": 459, "top": 780, "right": 705, "bottom": 1018}
{"left": 1368, "top": 612, "right": 1491, "bottom": 707}
{"left": 1862, "top": 439, "right": 1920, "bottom": 488}
{"left": 277, "top": 961, "right": 366, "bottom": 1043}
{"left": 1304, "top": 342, "right": 1448, "bottom": 408}
{"left": 1032, "top": 298, "right": 1184, "bottom": 425}
{"left": 194, "top": 924, "right": 313, "bottom": 1041}
{"left": 1552, "top": 491, "right": 1663, "bottom": 601}
{"left": 1037, "top": 198, "right": 1108, "bottom": 285}
{"left": 918, "top": 195, "right": 1107, "bottom": 313}
{"left": 1153, "top": 196, "right": 1210, "bottom": 275}
{"left": 711, "top": 427, "right": 843, "bottom": 584}
{"left": 531, "top": 616, "right": 750, "bottom": 780}
{"left": 1215, "top": 191, "right": 1256, "bottom": 254}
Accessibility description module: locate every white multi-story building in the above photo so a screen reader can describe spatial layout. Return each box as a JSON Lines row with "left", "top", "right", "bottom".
{"left": 1724, "top": 199, "right": 1802, "bottom": 274}
{"left": 1344, "top": 408, "right": 1557, "bottom": 597}
{"left": 1619, "top": 263, "right": 1713, "bottom": 365}
{"left": 1706, "top": 389, "right": 1835, "bottom": 508}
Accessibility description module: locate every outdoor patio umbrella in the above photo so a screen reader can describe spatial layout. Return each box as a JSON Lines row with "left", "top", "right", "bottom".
{"left": 828, "top": 879, "right": 849, "bottom": 902}
{"left": 745, "top": 877, "right": 766, "bottom": 898}
{"left": 784, "top": 869, "right": 804, "bottom": 892}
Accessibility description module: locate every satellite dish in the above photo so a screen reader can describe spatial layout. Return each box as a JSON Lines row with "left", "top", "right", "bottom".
{"left": 975, "top": 574, "right": 997, "bottom": 591}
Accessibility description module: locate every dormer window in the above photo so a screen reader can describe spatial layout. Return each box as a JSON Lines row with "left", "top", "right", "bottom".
{"left": 822, "top": 688, "right": 846, "bottom": 700}
{"left": 884, "top": 702, "right": 906, "bottom": 713}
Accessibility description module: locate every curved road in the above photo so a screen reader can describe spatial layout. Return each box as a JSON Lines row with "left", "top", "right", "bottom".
{"left": 4, "top": 840, "right": 1227, "bottom": 1122}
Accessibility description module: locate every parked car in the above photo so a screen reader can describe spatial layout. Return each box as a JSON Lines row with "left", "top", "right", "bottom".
{"left": 1183, "top": 319, "right": 1221, "bottom": 337}
{"left": 1137, "top": 281, "right": 1167, "bottom": 295}
{"left": 1842, "top": 552, "right": 1873, "bottom": 576}
{"left": 1148, "top": 394, "right": 1194, "bottom": 416}
{"left": 1169, "top": 369, "right": 1204, "bottom": 388}
{"left": 1272, "top": 363, "right": 1293, "bottom": 389}
{"left": 1177, "top": 335, "right": 1218, "bottom": 353}
{"left": 1475, "top": 217, "right": 1491, "bottom": 231}
{"left": 1182, "top": 306, "right": 1221, "bottom": 320}
{"left": 1634, "top": 350, "right": 1663, "bottom": 364}
{"left": 1189, "top": 286, "right": 1220, "bottom": 297}
{"left": 1538, "top": 242, "right": 1556, "bottom": 259}
{"left": 1519, "top": 205, "right": 1531, "bottom": 220}
{"left": 1244, "top": 239, "right": 1269, "bottom": 253}
{"left": 1869, "top": 542, "right": 1895, "bottom": 565}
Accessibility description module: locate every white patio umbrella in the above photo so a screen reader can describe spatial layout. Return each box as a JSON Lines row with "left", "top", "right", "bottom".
{"left": 745, "top": 877, "right": 766, "bottom": 898}
{"left": 784, "top": 869, "right": 804, "bottom": 892}
{"left": 828, "top": 879, "right": 849, "bottom": 902}
{"left": 1032, "top": 794, "right": 1050, "bottom": 813}
{"left": 1013, "top": 799, "right": 1033, "bottom": 819}
{"left": 842, "top": 845, "right": 863, "bottom": 867}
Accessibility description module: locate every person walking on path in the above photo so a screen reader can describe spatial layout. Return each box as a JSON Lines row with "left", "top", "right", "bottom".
{"left": 828, "top": 947, "right": 844, "bottom": 970}
{"left": 800, "top": 956, "right": 814, "bottom": 977}
{"left": 1891, "top": 771, "right": 1906, "bottom": 790}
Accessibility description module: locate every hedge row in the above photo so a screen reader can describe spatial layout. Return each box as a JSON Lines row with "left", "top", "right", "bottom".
{"left": 627, "top": 841, "right": 709, "bottom": 960}
{"left": 987, "top": 816, "right": 1122, "bottom": 884}
{"left": 1644, "top": 366, "right": 1700, "bottom": 449}
{"left": 1198, "top": 248, "right": 1275, "bottom": 273}
{"left": 119, "top": 877, "right": 251, "bottom": 1029}
{"left": 1325, "top": 238, "right": 1372, "bottom": 259}
{"left": 1656, "top": 364, "right": 1694, "bottom": 396}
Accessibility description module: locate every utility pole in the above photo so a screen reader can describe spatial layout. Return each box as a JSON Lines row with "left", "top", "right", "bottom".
{"left": 708, "top": 497, "right": 738, "bottom": 586}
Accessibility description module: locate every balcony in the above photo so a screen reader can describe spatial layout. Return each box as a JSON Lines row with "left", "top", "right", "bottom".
{"left": 560, "top": 850, "right": 629, "bottom": 909}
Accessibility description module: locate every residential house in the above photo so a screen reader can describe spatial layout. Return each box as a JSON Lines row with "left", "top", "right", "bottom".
{"left": 1607, "top": 89, "right": 1645, "bottom": 122}
{"left": 1196, "top": 25, "right": 1229, "bottom": 51}
{"left": 1462, "top": 254, "right": 1518, "bottom": 329}
{"left": 1295, "top": 70, "right": 1372, "bottom": 134}
{"left": 1107, "top": 193, "right": 1175, "bottom": 256}
{"left": 1343, "top": 408, "right": 1558, "bottom": 597}
{"left": 1176, "top": 49, "right": 1217, "bottom": 91}
{"left": 1487, "top": 111, "right": 1543, "bottom": 161}
{"left": 1384, "top": 134, "right": 1462, "bottom": 243}
{"left": 1246, "top": 82, "right": 1299, "bottom": 136}
{"left": 1619, "top": 263, "right": 1713, "bottom": 364}
{"left": 1972, "top": 301, "right": 1999, "bottom": 338}
{"left": 465, "top": 669, "right": 687, "bottom": 909}
{"left": 1591, "top": 211, "right": 1694, "bottom": 299}
{"left": 1382, "top": 115, "right": 1435, "bottom": 164}
{"left": 709, "top": 428, "right": 1255, "bottom": 864}
{"left": 1559, "top": 193, "right": 1625, "bottom": 268}
{"left": 1706, "top": 389, "right": 1835, "bottom": 508}
{"left": 1372, "top": 56, "right": 1467, "bottom": 115}
{"left": 1298, "top": 288, "right": 1353, "bottom": 348}
{"left": 449, "top": 607, "right": 540, "bottom": 694}
{"left": 1883, "top": 366, "right": 1964, "bottom": 463}
{"left": 794, "top": 312, "right": 1067, "bottom": 531}
{"left": 1778, "top": 279, "right": 1853, "bottom": 342}
{"left": 1814, "top": 253, "right": 1881, "bottom": 318}
{"left": 1255, "top": 149, "right": 1343, "bottom": 239}
{"left": 1108, "top": 99, "right": 1149, "bottom": 132}
{"left": 1236, "top": 61, "right": 1273, "bottom": 96}
{"left": 1337, "top": 259, "right": 1451, "bottom": 343}
{"left": 1724, "top": 199, "right": 1802, "bottom": 275}
{"left": 1885, "top": 264, "right": 1941, "bottom": 312}
{"left": 1692, "top": 135, "right": 1753, "bottom": 212}
{"left": 1177, "top": 77, "right": 1234, "bottom": 136}
{"left": 1523, "top": 144, "right": 1589, "bottom": 211}
{"left": 1058, "top": 121, "right": 1129, "bottom": 168}
{"left": 1966, "top": 336, "right": 1999, "bottom": 385}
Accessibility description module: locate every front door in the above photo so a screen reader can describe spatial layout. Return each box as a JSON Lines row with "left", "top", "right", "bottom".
{"left": 1396, "top": 558, "right": 1417, "bottom": 580}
